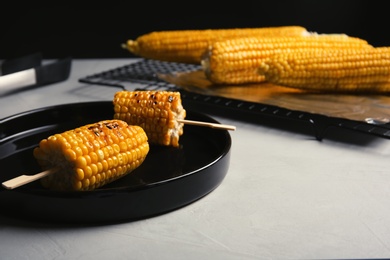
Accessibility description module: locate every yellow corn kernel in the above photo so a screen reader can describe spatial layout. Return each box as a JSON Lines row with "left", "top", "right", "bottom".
{"left": 257, "top": 47, "right": 390, "bottom": 93}
{"left": 32, "top": 119, "right": 149, "bottom": 191}
{"left": 113, "top": 90, "right": 186, "bottom": 147}
{"left": 202, "top": 34, "right": 373, "bottom": 85}
{"left": 122, "top": 26, "right": 309, "bottom": 64}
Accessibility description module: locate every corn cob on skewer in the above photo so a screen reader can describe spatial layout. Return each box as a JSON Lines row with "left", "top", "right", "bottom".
{"left": 6, "top": 119, "right": 150, "bottom": 191}
{"left": 122, "top": 26, "right": 309, "bottom": 64}
{"left": 257, "top": 47, "right": 390, "bottom": 93}
{"left": 113, "top": 90, "right": 186, "bottom": 147}
{"left": 202, "top": 34, "right": 373, "bottom": 85}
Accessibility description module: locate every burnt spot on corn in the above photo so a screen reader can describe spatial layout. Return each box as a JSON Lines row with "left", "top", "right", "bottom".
{"left": 92, "top": 130, "right": 100, "bottom": 137}
{"left": 104, "top": 121, "right": 119, "bottom": 129}
{"left": 87, "top": 126, "right": 101, "bottom": 137}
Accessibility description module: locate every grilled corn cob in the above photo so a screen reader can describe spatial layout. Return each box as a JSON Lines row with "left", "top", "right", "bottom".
{"left": 202, "top": 34, "right": 373, "bottom": 85}
{"left": 113, "top": 90, "right": 186, "bottom": 147}
{"left": 257, "top": 47, "right": 390, "bottom": 93}
{"left": 32, "top": 119, "right": 149, "bottom": 191}
{"left": 122, "top": 26, "right": 309, "bottom": 64}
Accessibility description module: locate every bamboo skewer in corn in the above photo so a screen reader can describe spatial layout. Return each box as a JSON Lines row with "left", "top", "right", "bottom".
{"left": 177, "top": 119, "right": 235, "bottom": 130}
{"left": 2, "top": 168, "right": 58, "bottom": 190}
{"left": 2, "top": 119, "right": 150, "bottom": 191}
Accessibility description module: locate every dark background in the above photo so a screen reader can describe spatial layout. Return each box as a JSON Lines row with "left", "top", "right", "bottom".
{"left": 1, "top": 1, "right": 387, "bottom": 60}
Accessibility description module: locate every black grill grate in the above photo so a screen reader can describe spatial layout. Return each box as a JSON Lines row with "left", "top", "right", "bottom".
{"left": 79, "top": 58, "right": 390, "bottom": 140}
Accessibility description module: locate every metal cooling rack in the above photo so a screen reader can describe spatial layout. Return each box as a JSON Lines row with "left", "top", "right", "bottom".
{"left": 79, "top": 58, "right": 390, "bottom": 140}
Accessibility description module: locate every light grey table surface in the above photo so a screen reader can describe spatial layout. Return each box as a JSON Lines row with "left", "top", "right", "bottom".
{"left": 1, "top": 59, "right": 390, "bottom": 260}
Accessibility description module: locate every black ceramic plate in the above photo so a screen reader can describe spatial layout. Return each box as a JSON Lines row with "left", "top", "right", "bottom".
{"left": 0, "top": 101, "right": 231, "bottom": 224}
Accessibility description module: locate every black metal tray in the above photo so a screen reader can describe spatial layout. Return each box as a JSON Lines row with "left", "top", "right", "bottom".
{"left": 0, "top": 101, "right": 231, "bottom": 224}
{"left": 79, "top": 59, "right": 390, "bottom": 140}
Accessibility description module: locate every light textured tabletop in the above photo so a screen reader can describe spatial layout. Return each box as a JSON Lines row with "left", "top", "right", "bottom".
{"left": 1, "top": 59, "right": 390, "bottom": 260}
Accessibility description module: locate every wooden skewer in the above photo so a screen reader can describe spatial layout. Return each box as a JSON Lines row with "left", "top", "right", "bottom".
{"left": 2, "top": 168, "right": 58, "bottom": 190}
{"left": 178, "top": 119, "right": 236, "bottom": 131}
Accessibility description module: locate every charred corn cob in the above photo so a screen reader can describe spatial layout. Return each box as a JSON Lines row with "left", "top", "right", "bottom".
{"left": 202, "top": 33, "right": 373, "bottom": 85}
{"left": 257, "top": 47, "right": 390, "bottom": 93}
{"left": 113, "top": 90, "right": 186, "bottom": 147}
{"left": 122, "top": 26, "right": 309, "bottom": 64}
{"left": 32, "top": 119, "right": 149, "bottom": 191}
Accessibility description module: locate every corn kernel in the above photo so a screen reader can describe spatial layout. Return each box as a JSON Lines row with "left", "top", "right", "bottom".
{"left": 64, "top": 149, "right": 77, "bottom": 161}
{"left": 75, "top": 168, "right": 84, "bottom": 181}
{"left": 75, "top": 156, "right": 87, "bottom": 168}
